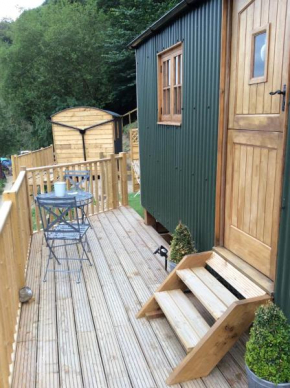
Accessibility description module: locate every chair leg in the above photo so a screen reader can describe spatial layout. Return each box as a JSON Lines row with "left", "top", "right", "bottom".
{"left": 43, "top": 242, "right": 54, "bottom": 282}
{"left": 81, "top": 239, "right": 93, "bottom": 266}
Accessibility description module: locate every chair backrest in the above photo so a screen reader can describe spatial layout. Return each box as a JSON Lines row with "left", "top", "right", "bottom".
{"left": 64, "top": 170, "right": 90, "bottom": 192}
{"left": 36, "top": 196, "right": 81, "bottom": 238}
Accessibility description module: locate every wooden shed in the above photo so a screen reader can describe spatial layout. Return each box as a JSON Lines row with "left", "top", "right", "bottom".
{"left": 51, "top": 107, "right": 122, "bottom": 164}
{"left": 130, "top": 1, "right": 290, "bottom": 378}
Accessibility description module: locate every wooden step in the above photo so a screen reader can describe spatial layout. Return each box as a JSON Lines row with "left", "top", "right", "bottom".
{"left": 213, "top": 246, "right": 274, "bottom": 295}
{"left": 154, "top": 289, "right": 210, "bottom": 353}
{"left": 176, "top": 268, "right": 230, "bottom": 319}
{"left": 206, "top": 253, "right": 266, "bottom": 299}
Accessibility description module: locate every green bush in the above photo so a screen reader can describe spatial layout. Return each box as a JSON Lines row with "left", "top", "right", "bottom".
{"left": 170, "top": 222, "right": 197, "bottom": 264}
{"left": 245, "top": 302, "right": 290, "bottom": 384}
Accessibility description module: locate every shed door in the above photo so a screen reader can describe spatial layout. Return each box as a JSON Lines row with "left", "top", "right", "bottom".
{"left": 224, "top": 0, "right": 290, "bottom": 280}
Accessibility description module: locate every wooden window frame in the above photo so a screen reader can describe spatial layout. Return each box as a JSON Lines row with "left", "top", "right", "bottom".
{"left": 249, "top": 24, "right": 270, "bottom": 85}
{"left": 157, "top": 42, "right": 183, "bottom": 125}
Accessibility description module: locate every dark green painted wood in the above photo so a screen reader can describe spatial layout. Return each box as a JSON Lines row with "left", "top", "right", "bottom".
{"left": 275, "top": 116, "right": 290, "bottom": 321}
{"left": 136, "top": 0, "right": 222, "bottom": 251}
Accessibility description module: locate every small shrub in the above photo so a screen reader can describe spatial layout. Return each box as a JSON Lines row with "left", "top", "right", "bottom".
{"left": 245, "top": 302, "right": 290, "bottom": 384}
{"left": 170, "top": 222, "right": 197, "bottom": 264}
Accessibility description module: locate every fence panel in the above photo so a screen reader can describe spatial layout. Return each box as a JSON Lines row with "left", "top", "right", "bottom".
{"left": 12, "top": 145, "right": 54, "bottom": 181}
{"left": 130, "top": 128, "right": 140, "bottom": 192}
{"left": 0, "top": 171, "right": 32, "bottom": 388}
{"left": 26, "top": 152, "right": 128, "bottom": 231}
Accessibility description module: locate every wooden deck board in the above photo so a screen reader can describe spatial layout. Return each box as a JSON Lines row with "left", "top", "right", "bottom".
{"left": 12, "top": 206, "right": 248, "bottom": 388}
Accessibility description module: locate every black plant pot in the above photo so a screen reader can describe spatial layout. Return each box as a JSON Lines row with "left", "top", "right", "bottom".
{"left": 246, "top": 365, "right": 290, "bottom": 388}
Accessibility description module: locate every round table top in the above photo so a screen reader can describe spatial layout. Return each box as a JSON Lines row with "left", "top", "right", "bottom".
{"left": 37, "top": 190, "right": 93, "bottom": 206}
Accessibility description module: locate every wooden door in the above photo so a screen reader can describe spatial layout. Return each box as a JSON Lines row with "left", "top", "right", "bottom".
{"left": 224, "top": 0, "right": 290, "bottom": 280}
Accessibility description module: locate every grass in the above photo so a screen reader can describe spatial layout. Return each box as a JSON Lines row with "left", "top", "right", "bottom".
{"left": 0, "top": 178, "right": 6, "bottom": 195}
{"left": 128, "top": 192, "right": 143, "bottom": 219}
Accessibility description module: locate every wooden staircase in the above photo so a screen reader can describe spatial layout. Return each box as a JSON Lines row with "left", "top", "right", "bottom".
{"left": 137, "top": 251, "right": 271, "bottom": 385}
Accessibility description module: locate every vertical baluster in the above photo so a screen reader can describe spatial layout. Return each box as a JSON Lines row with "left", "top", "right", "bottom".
{"left": 32, "top": 170, "right": 40, "bottom": 231}
{"left": 94, "top": 162, "right": 99, "bottom": 214}
{"left": 100, "top": 161, "right": 105, "bottom": 212}
{"left": 89, "top": 163, "right": 94, "bottom": 215}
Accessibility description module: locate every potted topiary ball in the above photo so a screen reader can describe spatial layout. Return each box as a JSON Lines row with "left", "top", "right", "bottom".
{"left": 169, "top": 222, "right": 197, "bottom": 272}
{"left": 245, "top": 302, "right": 290, "bottom": 387}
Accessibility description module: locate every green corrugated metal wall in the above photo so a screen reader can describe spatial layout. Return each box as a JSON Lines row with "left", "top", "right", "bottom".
{"left": 136, "top": 0, "right": 222, "bottom": 251}
{"left": 275, "top": 116, "right": 290, "bottom": 320}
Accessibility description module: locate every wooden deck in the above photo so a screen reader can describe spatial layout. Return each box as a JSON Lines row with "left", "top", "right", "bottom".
{"left": 12, "top": 206, "right": 248, "bottom": 388}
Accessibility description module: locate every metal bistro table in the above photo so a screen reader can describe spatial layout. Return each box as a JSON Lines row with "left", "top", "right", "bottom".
{"left": 36, "top": 190, "right": 93, "bottom": 225}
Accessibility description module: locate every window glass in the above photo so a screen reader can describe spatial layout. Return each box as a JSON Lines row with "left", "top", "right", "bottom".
{"left": 253, "top": 32, "right": 266, "bottom": 78}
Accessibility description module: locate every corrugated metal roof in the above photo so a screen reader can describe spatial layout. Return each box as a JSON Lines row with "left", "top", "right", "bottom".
{"left": 129, "top": 0, "right": 205, "bottom": 49}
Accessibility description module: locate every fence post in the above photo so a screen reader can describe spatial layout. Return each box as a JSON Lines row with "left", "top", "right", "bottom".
{"left": 11, "top": 155, "right": 17, "bottom": 182}
{"left": 20, "top": 167, "right": 33, "bottom": 235}
{"left": 120, "top": 152, "right": 128, "bottom": 206}
{"left": 110, "top": 154, "right": 118, "bottom": 209}
{"left": 2, "top": 191, "right": 25, "bottom": 288}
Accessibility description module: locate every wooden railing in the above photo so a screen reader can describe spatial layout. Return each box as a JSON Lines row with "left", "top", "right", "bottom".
{"left": 0, "top": 172, "right": 32, "bottom": 388}
{"left": 123, "top": 107, "right": 137, "bottom": 125}
{"left": 11, "top": 145, "right": 54, "bottom": 181}
{"left": 26, "top": 152, "right": 129, "bottom": 231}
{"left": 130, "top": 128, "right": 140, "bottom": 192}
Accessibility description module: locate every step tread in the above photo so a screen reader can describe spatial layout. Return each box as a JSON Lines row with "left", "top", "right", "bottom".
{"left": 192, "top": 267, "right": 238, "bottom": 307}
{"left": 176, "top": 269, "right": 228, "bottom": 319}
{"left": 154, "top": 289, "right": 210, "bottom": 352}
{"left": 213, "top": 247, "right": 274, "bottom": 295}
{"left": 206, "top": 253, "right": 266, "bottom": 299}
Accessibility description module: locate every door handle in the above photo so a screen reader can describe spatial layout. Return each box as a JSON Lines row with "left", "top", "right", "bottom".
{"left": 269, "top": 84, "right": 286, "bottom": 111}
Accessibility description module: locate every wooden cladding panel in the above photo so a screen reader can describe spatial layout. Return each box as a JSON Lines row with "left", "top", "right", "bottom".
{"left": 229, "top": 138, "right": 278, "bottom": 246}
{"left": 52, "top": 108, "right": 115, "bottom": 164}
{"left": 232, "top": 0, "right": 286, "bottom": 120}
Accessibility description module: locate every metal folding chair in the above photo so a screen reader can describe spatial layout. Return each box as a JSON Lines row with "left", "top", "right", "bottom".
{"left": 36, "top": 196, "right": 92, "bottom": 283}
{"left": 64, "top": 169, "right": 92, "bottom": 227}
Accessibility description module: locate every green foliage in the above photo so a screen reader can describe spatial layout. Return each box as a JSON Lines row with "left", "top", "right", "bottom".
{"left": 245, "top": 302, "right": 290, "bottom": 384}
{"left": 170, "top": 222, "right": 197, "bottom": 264}
{"left": 0, "top": 0, "right": 179, "bottom": 154}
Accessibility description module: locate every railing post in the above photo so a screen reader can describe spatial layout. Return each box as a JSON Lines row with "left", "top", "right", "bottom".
{"left": 120, "top": 152, "right": 128, "bottom": 206}
{"left": 20, "top": 167, "right": 33, "bottom": 235}
{"left": 11, "top": 155, "right": 17, "bottom": 182}
{"left": 110, "top": 154, "right": 118, "bottom": 209}
{"left": 2, "top": 191, "right": 25, "bottom": 288}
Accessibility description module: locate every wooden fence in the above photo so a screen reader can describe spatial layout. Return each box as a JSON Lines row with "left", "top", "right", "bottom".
{"left": 0, "top": 172, "right": 32, "bottom": 388}
{"left": 130, "top": 128, "right": 140, "bottom": 192}
{"left": 12, "top": 145, "right": 54, "bottom": 181}
{"left": 26, "top": 152, "right": 128, "bottom": 231}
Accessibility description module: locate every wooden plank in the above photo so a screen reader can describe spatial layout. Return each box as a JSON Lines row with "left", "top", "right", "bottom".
{"left": 213, "top": 246, "right": 274, "bottom": 295}
{"left": 206, "top": 253, "right": 266, "bottom": 298}
{"left": 176, "top": 269, "right": 227, "bottom": 320}
{"left": 155, "top": 291, "right": 201, "bottom": 352}
{"left": 88, "top": 217, "right": 167, "bottom": 388}
{"left": 192, "top": 267, "right": 238, "bottom": 307}
{"left": 36, "top": 244, "right": 59, "bottom": 388}
{"left": 167, "top": 295, "right": 270, "bottom": 384}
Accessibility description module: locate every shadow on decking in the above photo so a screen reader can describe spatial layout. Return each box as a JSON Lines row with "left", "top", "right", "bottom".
{"left": 12, "top": 206, "right": 248, "bottom": 388}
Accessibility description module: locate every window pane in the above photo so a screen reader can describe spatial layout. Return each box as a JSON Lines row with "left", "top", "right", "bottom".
{"left": 253, "top": 32, "right": 266, "bottom": 78}
{"left": 167, "top": 89, "right": 170, "bottom": 114}
{"left": 174, "top": 56, "right": 178, "bottom": 85}
{"left": 167, "top": 59, "right": 171, "bottom": 86}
